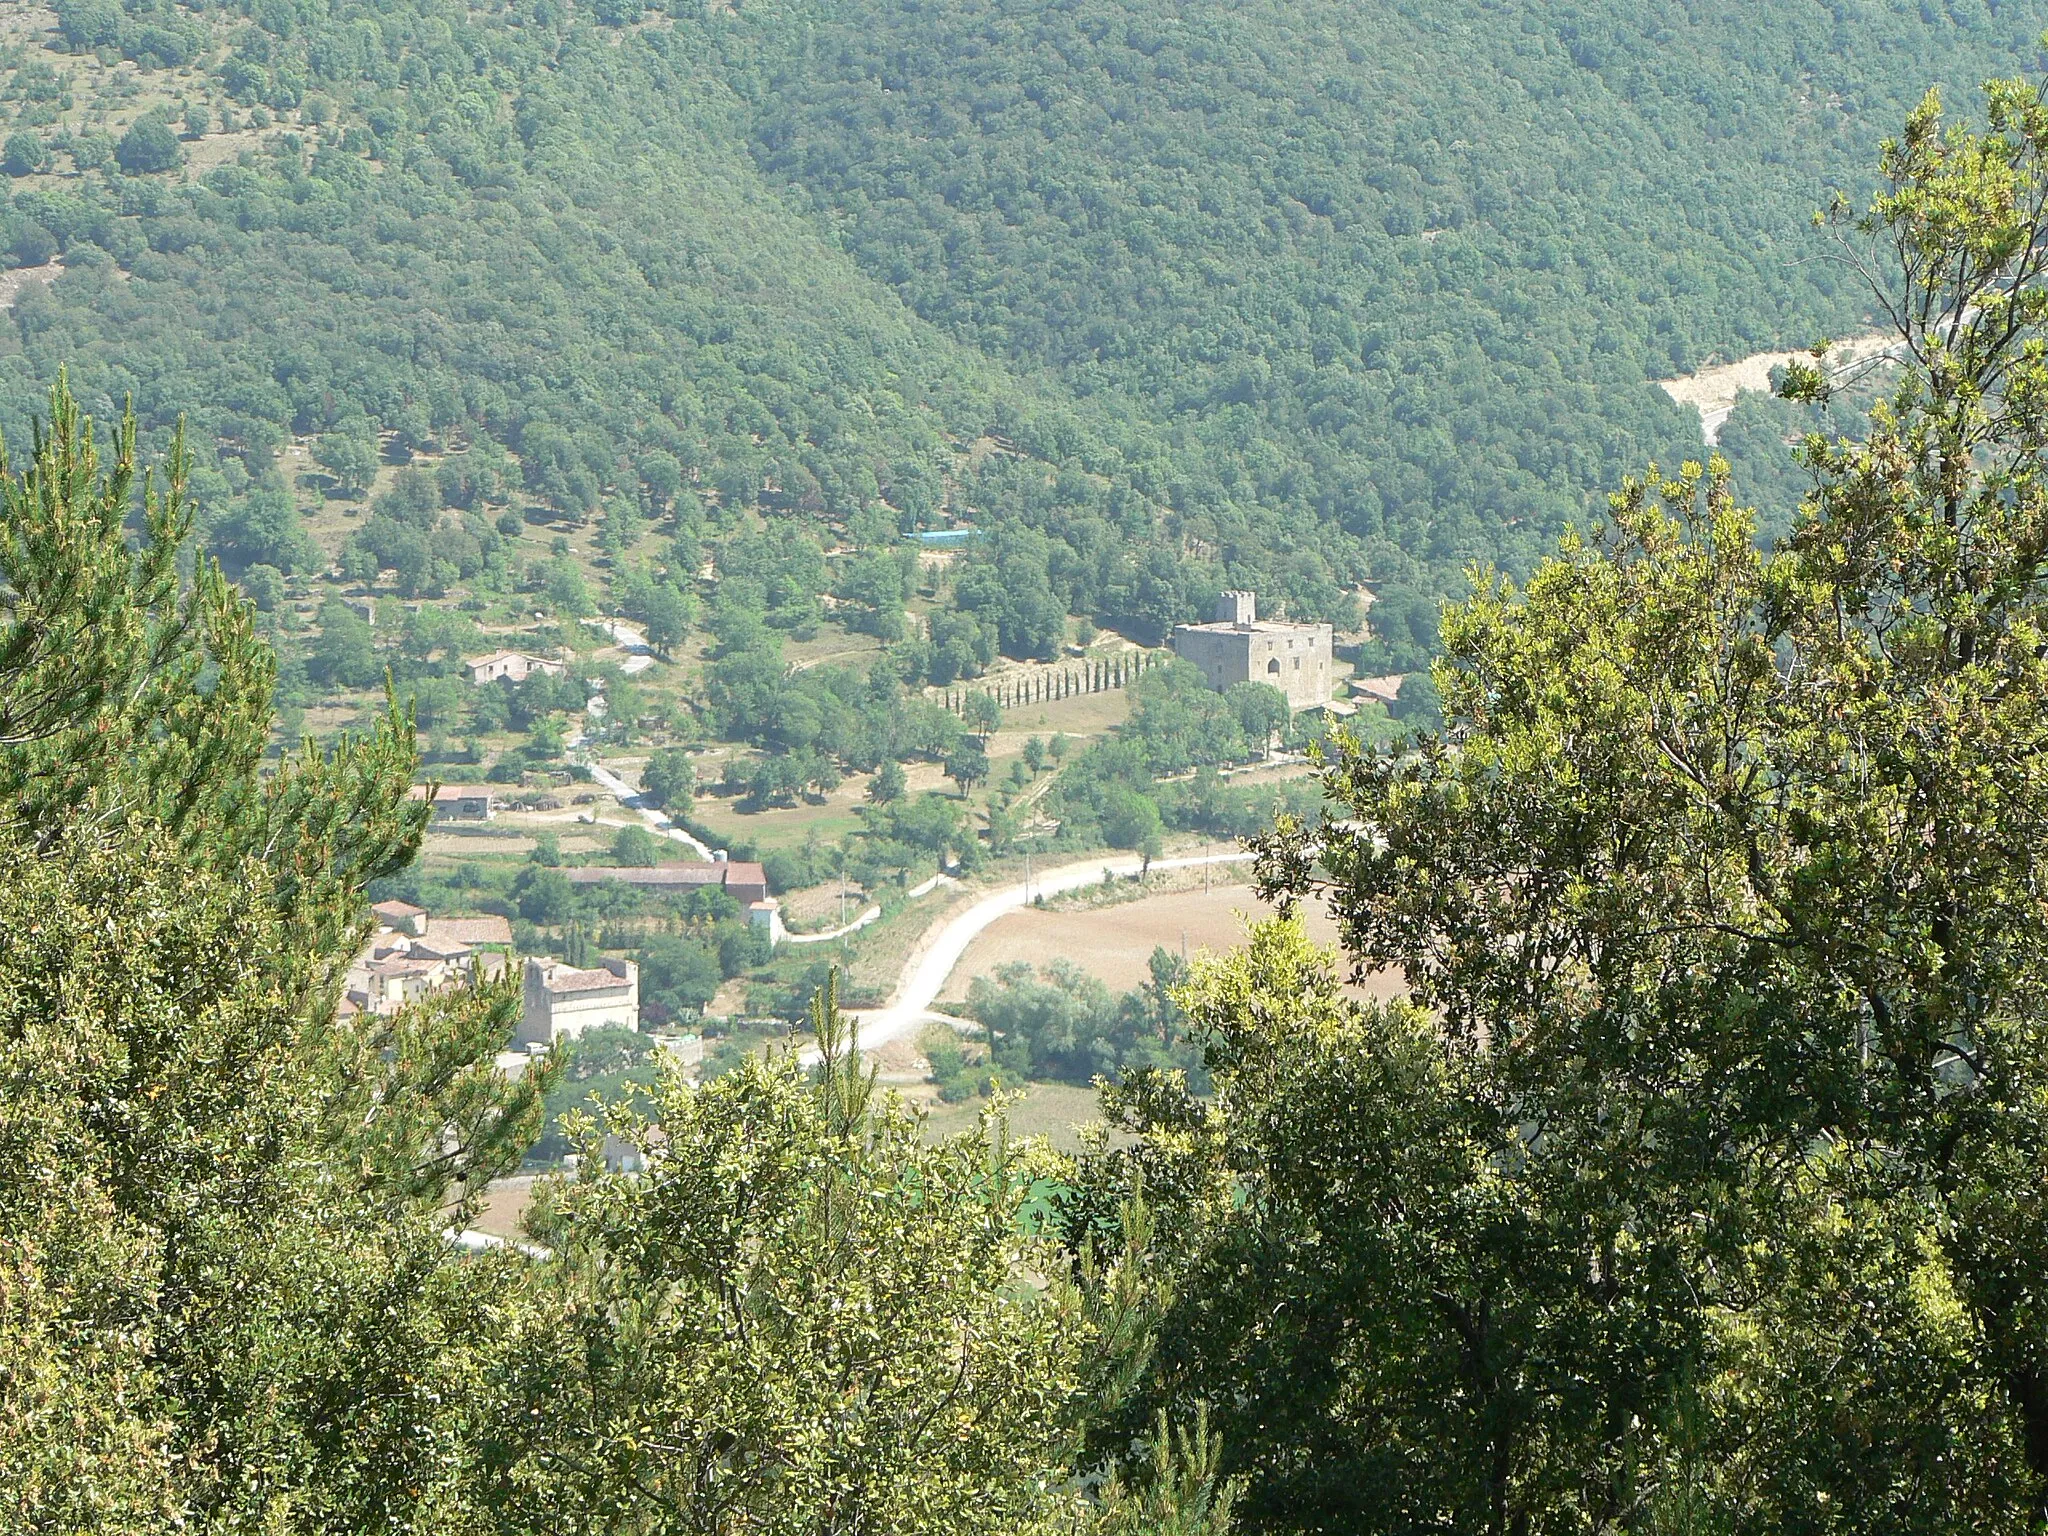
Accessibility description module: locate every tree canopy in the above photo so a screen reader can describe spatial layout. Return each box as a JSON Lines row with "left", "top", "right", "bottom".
{"left": 0, "top": 379, "right": 1237, "bottom": 1530}
{"left": 1083, "top": 72, "right": 2048, "bottom": 1534}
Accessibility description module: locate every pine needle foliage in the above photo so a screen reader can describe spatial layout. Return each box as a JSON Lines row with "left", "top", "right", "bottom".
{"left": 0, "top": 381, "right": 547, "bottom": 1530}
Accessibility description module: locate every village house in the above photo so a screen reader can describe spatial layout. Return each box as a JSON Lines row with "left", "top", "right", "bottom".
{"left": 517, "top": 955, "right": 640, "bottom": 1047}
{"left": 1169, "top": 591, "right": 1334, "bottom": 710}
{"left": 464, "top": 649, "right": 567, "bottom": 685}
{"left": 409, "top": 784, "right": 497, "bottom": 822}
{"left": 343, "top": 903, "right": 514, "bottom": 1018}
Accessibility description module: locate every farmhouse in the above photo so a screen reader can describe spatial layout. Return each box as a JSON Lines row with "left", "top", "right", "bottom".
{"left": 465, "top": 649, "right": 566, "bottom": 685}
{"left": 1170, "top": 591, "right": 1334, "bottom": 710}
{"left": 409, "top": 784, "right": 496, "bottom": 822}
{"left": 563, "top": 859, "right": 770, "bottom": 907}
{"left": 518, "top": 956, "right": 639, "bottom": 1047}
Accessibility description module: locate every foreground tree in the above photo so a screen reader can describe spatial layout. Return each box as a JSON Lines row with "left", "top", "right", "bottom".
{"left": 0, "top": 380, "right": 546, "bottom": 1527}
{"left": 486, "top": 977, "right": 1236, "bottom": 1534}
{"left": 0, "top": 383, "right": 1238, "bottom": 1529}
{"left": 1090, "top": 75, "right": 2048, "bottom": 1534}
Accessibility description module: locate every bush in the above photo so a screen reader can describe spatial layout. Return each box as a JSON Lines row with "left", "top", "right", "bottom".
{"left": 68, "top": 131, "right": 114, "bottom": 172}
{"left": 515, "top": 866, "right": 573, "bottom": 924}
{"left": 115, "top": 114, "right": 183, "bottom": 175}
{"left": 612, "top": 824, "right": 660, "bottom": 866}
{"left": 965, "top": 952, "right": 1203, "bottom": 1088}
{"left": 641, "top": 747, "right": 694, "bottom": 813}
{"left": 920, "top": 1022, "right": 980, "bottom": 1102}
{"left": 3, "top": 133, "right": 48, "bottom": 177}
{"left": 52, "top": 0, "right": 121, "bottom": 50}
{"left": 638, "top": 933, "right": 722, "bottom": 1020}
{"left": 240, "top": 564, "right": 285, "bottom": 613}
{"left": 10, "top": 221, "right": 56, "bottom": 269}
{"left": 529, "top": 1027, "right": 657, "bottom": 1164}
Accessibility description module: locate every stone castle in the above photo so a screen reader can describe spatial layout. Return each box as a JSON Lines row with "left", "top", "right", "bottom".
{"left": 1169, "top": 591, "right": 1333, "bottom": 709}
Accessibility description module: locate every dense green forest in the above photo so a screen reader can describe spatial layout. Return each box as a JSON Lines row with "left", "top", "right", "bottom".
{"left": 0, "top": 0, "right": 2040, "bottom": 672}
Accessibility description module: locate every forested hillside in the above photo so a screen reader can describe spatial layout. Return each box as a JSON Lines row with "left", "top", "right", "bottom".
{"left": 0, "top": 0, "right": 2039, "bottom": 669}
{"left": 722, "top": 0, "right": 2048, "bottom": 656}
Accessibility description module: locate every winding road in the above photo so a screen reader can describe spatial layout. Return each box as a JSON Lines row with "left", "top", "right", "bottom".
{"left": 585, "top": 617, "right": 657, "bottom": 673}
{"left": 801, "top": 849, "right": 1256, "bottom": 1062}
{"left": 785, "top": 904, "right": 882, "bottom": 944}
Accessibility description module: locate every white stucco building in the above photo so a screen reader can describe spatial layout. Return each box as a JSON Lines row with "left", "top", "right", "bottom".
{"left": 465, "top": 649, "right": 567, "bottom": 685}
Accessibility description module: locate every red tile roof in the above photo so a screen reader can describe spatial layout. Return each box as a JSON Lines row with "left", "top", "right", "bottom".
{"left": 563, "top": 863, "right": 769, "bottom": 894}
{"left": 432, "top": 915, "right": 515, "bottom": 947}
{"left": 542, "top": 964, "right": 633, "bottom": 994}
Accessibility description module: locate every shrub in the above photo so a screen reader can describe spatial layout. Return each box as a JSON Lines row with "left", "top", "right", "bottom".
{"left": 115, "top": 114, "right": 183, "bottom": 175}
{"left": 3, "top": 132, "right": 47, "bottom": 177}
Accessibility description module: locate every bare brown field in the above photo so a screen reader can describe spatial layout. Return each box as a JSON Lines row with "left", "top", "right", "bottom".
{"left": 937, "top": 883, "right": 1400, "bottom": 1003}
{"left": 468, "top": 1176, "right": 538, "bottom": 1240}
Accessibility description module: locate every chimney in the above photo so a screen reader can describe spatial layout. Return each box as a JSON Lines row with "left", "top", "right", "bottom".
{"left": 1215, "top": 590, "right": 1256, "bottom": 627}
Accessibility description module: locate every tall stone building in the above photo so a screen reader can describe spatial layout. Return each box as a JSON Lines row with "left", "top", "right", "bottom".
{"left": 517, "top": 956, "right": 640, "bottom": 1047}
{"left": 1170, "top": 591, "right": 1333, "bottom": 709}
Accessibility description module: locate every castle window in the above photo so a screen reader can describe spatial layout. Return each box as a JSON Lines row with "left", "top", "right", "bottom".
{"left": 1266, "top": 658, "right": 1281, "bottom": 676}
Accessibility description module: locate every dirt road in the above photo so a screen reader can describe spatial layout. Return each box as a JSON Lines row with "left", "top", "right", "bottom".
{"left": 803, "top": 851, "right": 1257, "bottom": 1062}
